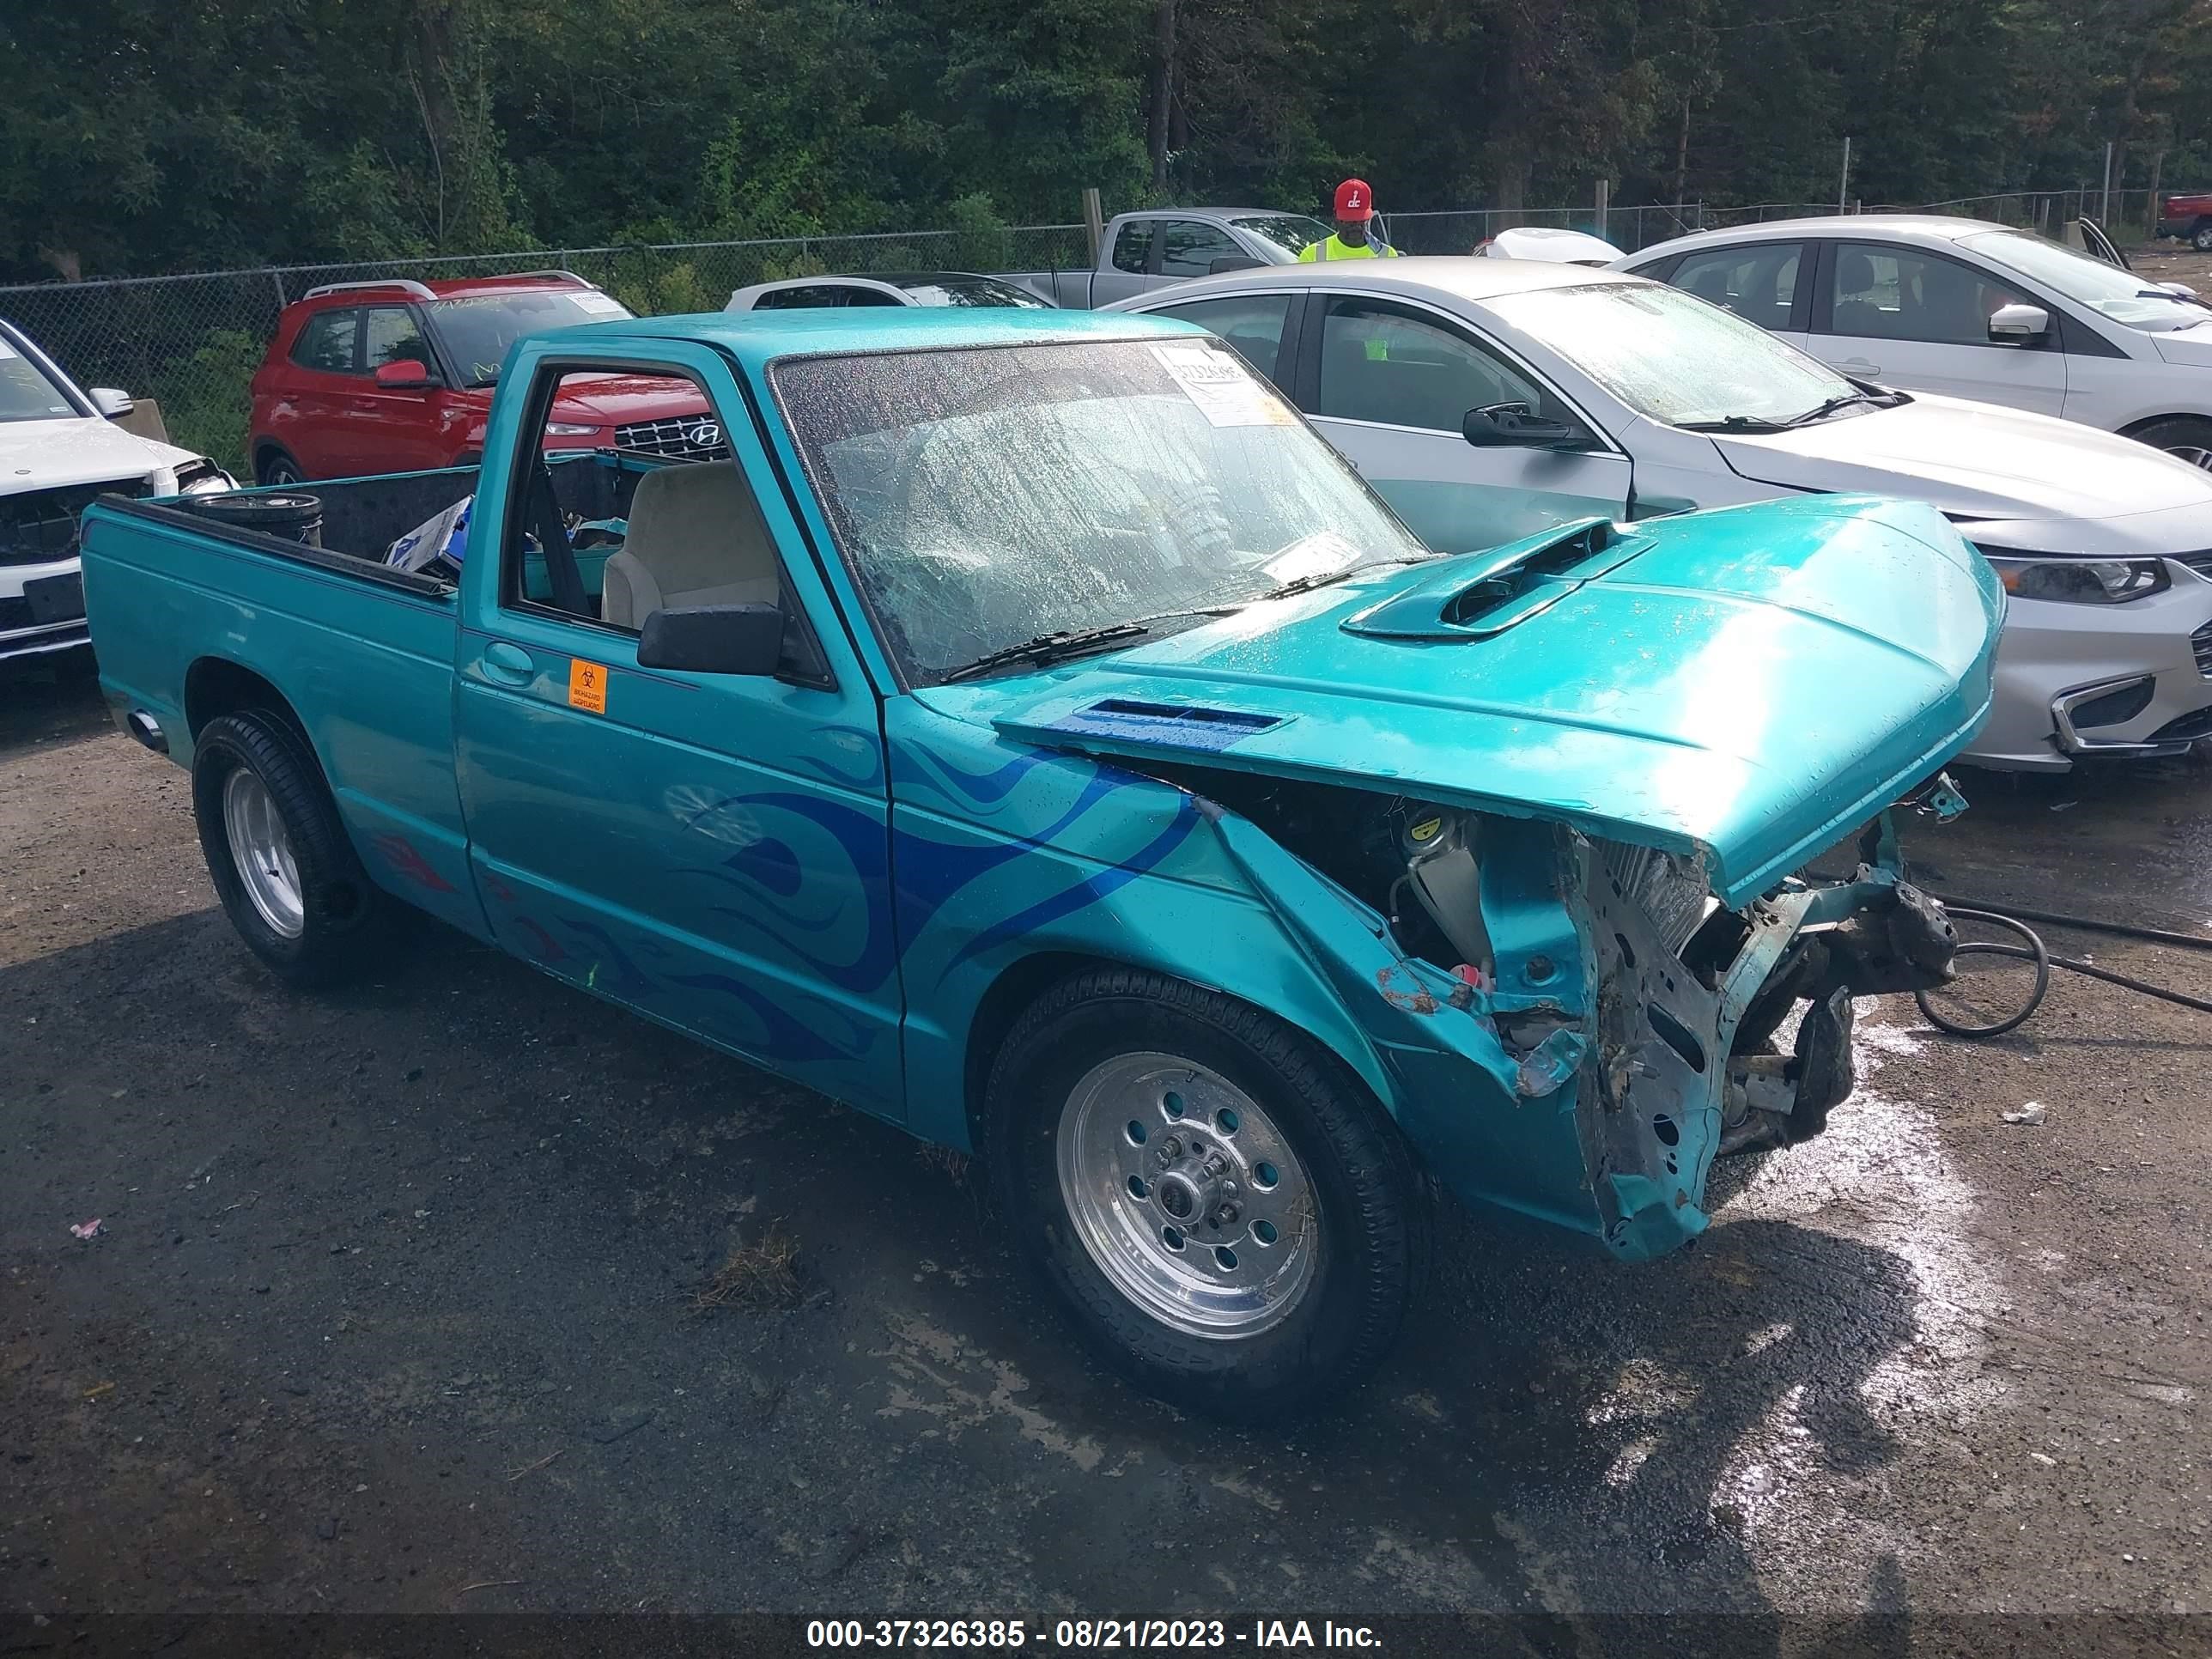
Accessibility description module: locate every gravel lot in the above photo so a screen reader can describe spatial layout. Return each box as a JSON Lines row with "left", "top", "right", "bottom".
{"left": 4, "top": 651, "right": 2212, "bottom": 1639}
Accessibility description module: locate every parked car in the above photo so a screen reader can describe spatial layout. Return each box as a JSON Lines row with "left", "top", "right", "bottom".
{"left": 1000, "top": 208, "right": 1329, "bottom": 307}
{"left": 1474, "top": 226, "right": 1625, "bottom": 265}
{"left": 2157, "top": 191, "right": 2212, "bottom": 251}
{"left": 1, "top": 316, "right": 232, "bottom": 668}
{"left": 246, "top": 271, "right": 722, "bottom": 483}
{"left": 82, "top": 307, "right": 1994, "bottom": 1416}
{"left": 1109, "top": 258, "right": 2212, "bottom": 770}
{"left": 727, "top": 271, "right": 1054, "bottom": 312}
{"left": 1615, "top": 215, "right": 2212, "bottom": 463}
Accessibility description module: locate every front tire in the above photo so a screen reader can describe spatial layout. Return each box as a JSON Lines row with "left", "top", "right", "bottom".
{"left": 257, "top": 449, "right": 304, "bottom": 487}
{"left": 191, "top": 712, "right": 393, "bottom": 988}
{"left": 2130, "top": 416, "right": 2212, "bottom": 471}
{"left": 986, "top": 968, "right": 1428, "bottom": 1420}
{"left": 2192, "top": 221, "right": 2212, "bottom": 252}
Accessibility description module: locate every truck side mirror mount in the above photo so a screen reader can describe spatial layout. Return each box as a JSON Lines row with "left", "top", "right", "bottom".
{"left": 88, "top": 387, "right": 136, "bottom": 418}
{"left": 636, "top": 602, "right": 785, "bottom": 676}
{"left": 1463, "top": 401, "right": 1580, "bottom": 450}
{"left": 1987, "top": 302, "right": 2051, "bottom": 344}
{"left": 374, "top": 359, "right": 438, "bottom": 390}
{"left": 1208, "top": 255, "right": 1265, "bottom": 275}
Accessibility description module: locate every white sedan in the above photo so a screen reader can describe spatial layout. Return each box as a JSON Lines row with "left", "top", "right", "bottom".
{"left": 1615, "top": 214, "right": 2212, "bottom": 464}
{"left": 1106, "top": 258, "right": 2212, "bottom": 771}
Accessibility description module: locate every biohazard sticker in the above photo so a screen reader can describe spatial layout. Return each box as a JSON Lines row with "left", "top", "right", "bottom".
{"left": 568, "top": 657, "right": 609, "bottom": 714}
{"left": 1150, "top": 343, "right": 1297, "bottom": 428}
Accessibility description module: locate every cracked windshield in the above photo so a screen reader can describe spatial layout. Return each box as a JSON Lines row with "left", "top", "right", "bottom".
{"left": 774, "top": 339, "right": 1432, "bottom": 683}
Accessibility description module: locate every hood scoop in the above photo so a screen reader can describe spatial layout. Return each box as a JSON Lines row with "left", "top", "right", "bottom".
{"left": 1342, "top": 517, "right": 1647, "bottom": 641}
{"left": 1040, "top": 696, "right": 1290, "bottom": 751}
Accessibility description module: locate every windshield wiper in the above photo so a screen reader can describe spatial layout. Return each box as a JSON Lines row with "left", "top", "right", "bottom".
{"left": 1264, "top": 554, "right": 1435, "bottom": 601}
{"left": 939, "top": 623, "right": 1151, "bottom": 683}
{"left": 1675, "top": 414, "right": 1793, "bottom": 434}
{"left": 1781, "top": 391, "right": 1881, "bottom": 428}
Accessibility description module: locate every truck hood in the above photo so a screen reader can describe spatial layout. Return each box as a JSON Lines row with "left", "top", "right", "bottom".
{"left": 0, "top": 416, "right": 204, "bottom": 494}
{"left": 546, "top": 373, "right": 712, "bottom": 424}
{"left": 946, "top": 495, "right": 1999, "bottom": 908}
{"left": 1710, "top": 392, "right": 2212, "bottom": 527}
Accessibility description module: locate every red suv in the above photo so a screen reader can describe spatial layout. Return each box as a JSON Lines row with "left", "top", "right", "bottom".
{"left": 246, "top": 272, "right": 721, "bottom": 483}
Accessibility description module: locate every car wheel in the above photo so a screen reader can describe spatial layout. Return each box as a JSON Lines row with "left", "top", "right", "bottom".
{"left": 257, "top": 450, "right": 304, "bottom": 487}
{"left": 2192, "top": 222, "right": 2212, "bottom": 252}
{"left": 191, "top": 712, "right": 394, "bottom": 988}
{"left": 986, "top": 967, "right": 1429, "bottom": 1420}
{"left": 2130, "top": 416, "right": 2212, "bottom": 471}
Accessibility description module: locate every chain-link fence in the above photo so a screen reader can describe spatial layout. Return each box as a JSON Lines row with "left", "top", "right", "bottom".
{"left": 0, "top": 223, "right": 1092, "bottom": 472}
{"left": 2, "top": 189, "right": 2192, "bottom": 474}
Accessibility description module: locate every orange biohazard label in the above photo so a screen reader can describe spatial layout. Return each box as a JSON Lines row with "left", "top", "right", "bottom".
{"left": 568, "top": 658, "right": 609, "bottom": 714}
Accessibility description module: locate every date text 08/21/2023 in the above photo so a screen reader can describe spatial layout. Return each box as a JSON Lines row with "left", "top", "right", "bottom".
{"left": 804, "top": 1619, "right": 1384, "bottom": 1650}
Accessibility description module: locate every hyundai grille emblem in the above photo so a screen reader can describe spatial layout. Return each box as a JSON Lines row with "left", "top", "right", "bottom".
{"left": 688, "top": 422, "right": 721, "bottom": 448}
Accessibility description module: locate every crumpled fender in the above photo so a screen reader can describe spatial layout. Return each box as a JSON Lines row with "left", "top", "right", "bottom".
{"left": 1200, "top": 800, "right": 1618, "bottom": 1241}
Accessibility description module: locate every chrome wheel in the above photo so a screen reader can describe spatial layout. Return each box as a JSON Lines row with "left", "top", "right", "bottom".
{"left": 222, "top": 766, "right": 304, "bottom": 939}
{"left": 2165, "top": 445, "right": 2212, "bottom": 471}
{"left": 1054, "top": 1052, "right": 1318, "bottom": 1339}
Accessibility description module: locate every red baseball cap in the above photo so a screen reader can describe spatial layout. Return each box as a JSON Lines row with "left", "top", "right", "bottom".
{"left": 1334, "top": 179, "right": 1375, "bottom": 219}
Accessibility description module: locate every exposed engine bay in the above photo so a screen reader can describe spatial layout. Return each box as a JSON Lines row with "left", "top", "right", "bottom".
{"left": 1153, "top": 765, "right": 1964, "bottom": 1256}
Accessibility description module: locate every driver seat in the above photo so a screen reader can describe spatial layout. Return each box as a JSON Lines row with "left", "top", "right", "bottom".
{"left": 602, "top": 460, "right": 781, "bottom": 629}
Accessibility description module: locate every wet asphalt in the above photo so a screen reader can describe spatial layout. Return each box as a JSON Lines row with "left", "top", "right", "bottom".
{"left": 3, "top": 656, "right": 2211, "bottom": 1639}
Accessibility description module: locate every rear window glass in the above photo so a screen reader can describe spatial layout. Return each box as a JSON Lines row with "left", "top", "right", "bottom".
{"left": 292, "top": 310, "right": 360, "bottom": 374}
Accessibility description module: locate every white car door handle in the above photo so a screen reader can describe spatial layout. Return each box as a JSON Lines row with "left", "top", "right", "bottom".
{"left": 1838, "top": 356, "right": 1882, "bottom": 375}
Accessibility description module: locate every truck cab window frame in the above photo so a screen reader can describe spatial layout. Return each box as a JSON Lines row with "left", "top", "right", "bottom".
{"left": 497, "top": 361, "right": 769, "bottom": 634}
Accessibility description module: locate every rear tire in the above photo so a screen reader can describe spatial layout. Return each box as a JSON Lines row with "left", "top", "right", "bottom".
{"left": 2130, "top": 416, "right": 2212, "bottom": 471}
{"left": 985, "top": 967, "right": 1428, "bottom": 1420}
{"left": 191, "top": 711, "right": 394, "bottom": 988}
{"left": 257, "top": 449, "right": 304, "bottom": 487}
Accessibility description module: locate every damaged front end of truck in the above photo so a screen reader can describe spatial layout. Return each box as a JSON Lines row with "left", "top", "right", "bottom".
{"left": 1191, "top": 780, "right": 1965, "bottom": 1258}
{"left": 980, "top": 498, "right": 2002, "bottom": 1256}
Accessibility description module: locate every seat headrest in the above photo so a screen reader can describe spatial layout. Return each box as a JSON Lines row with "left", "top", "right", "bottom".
{"left": 1836, "top": 249, "right": 1877, "bottom": 295}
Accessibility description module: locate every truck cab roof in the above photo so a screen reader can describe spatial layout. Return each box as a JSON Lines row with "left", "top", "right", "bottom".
{"left": 555, "top": 306, "right": 1204, "bottom": 374}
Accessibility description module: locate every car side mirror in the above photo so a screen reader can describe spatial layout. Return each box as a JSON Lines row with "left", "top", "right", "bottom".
{"left": 1987, "top": 303, "right": 2051, "bottom": 344}
{"left": 374, "top": 359, "right": 437, "bottom": 390}
{"left": 1463, "top": 401, "right": 1581, "bottom": 450}
{"left": 636, "top": 602, "right": 784, "bottom": 676}
{"left": 1208, "top": 255, "right": 1265, "bottom": 275}
{"left": 88, "top": 387, "right": 136, "bottom": 418}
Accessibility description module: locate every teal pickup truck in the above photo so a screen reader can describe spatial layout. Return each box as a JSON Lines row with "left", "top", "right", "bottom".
{"left": 82, "top": 307, "right": 2002, "bottom": 1418}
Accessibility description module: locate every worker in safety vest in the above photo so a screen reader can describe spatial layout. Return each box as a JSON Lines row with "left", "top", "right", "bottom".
{"left": 1298, "top": 179, "right": 1400, "bottom": 261}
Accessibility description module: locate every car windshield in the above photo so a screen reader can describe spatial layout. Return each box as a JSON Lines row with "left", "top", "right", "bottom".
{"left": 1231, "top": 216, "right": 1332, "bottom": 261}
{"left": 0, "top": 330, "right": 83, "bottom": 422}
{"left": 429, "top": 289, "right": 635, "bottom": 386}
{"left": 1956, "top": 229, "right": 2208, "bottom": 331}
{"left": 1486, "top": 280, "right": 1862, "bottom": 428}
{"left": 774, "top": 338, "right": 1433, "bottom": 684}
{"left": 894, "top": 275, "right": 1055, "bottom": 309}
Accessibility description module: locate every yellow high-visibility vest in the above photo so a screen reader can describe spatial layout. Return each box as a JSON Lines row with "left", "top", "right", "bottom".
{"left": 1297, "top": 234, "right": 1401, "bottom": 262}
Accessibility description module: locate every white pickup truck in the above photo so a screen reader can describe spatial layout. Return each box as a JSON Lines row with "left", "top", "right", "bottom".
{"left": 2, "top": 318, "right": 233, "bottom": 667}
{"left": 1002, "top": 208, "right": 1331, "bottom": 307}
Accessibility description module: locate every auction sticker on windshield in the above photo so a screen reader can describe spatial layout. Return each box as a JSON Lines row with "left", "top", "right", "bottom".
{"left": 1150, "top": 343, "right": 1296, "bottom": 428}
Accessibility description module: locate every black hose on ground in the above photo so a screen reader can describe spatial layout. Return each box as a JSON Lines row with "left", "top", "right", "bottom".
{"left": 1804, "top": 870, "right": 2212, "bottom": 1036}
{"left": 1912, "top": 896, "right": 2212, "bottom": 1037}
